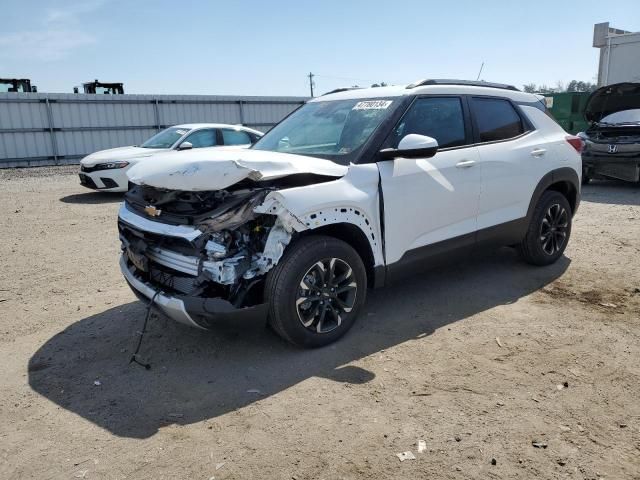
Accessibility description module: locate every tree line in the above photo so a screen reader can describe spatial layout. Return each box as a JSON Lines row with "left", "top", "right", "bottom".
{"left": 361, "top": 80, "right": 598, "bottom": 93}
{"left": 522, "top": 80, "right": 597, "bottom": 94}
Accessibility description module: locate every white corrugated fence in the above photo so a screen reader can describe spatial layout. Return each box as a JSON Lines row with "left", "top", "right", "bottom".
{"left": 0, "top": 93, "right": 306, "bottom": 168}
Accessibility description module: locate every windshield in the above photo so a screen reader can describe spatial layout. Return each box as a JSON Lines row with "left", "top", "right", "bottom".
{"left": 140, "top": 127, "right": 191, "bottom": 149}
{"left": 252, "top": 98, "right": 399, "bottom": 164}
{"left": 599, "top": 109, "right": 640, "bottom": 125}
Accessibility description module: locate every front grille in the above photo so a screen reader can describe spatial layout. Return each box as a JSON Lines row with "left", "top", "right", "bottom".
{"left": 595, "top": 163, "right": 640, "bottom": 182}
{"left": 588, "top": 142, "right": 640, "bottom": 155}
{"left": 149, "top": 265, "right": 199, "bottom": 294}
{"left": 146, "top": 246, "right": 200, "bottom": 276}
{"left": 118, "top": 219, "right": 197, "bottom": 254}
{"left": 118, "top": 206, "right": 210, "bottom": 293}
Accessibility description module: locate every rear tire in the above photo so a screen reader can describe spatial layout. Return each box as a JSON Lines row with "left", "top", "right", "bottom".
{"left": 518, "top": 191, "right": 572, "bottom": 266}
{"left": 265, "top": 235, "right": 367, "bottom": 348}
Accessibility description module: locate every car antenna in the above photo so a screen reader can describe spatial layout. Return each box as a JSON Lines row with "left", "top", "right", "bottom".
{"left": 476, "top": 61, "right": 485, "bottom": 81}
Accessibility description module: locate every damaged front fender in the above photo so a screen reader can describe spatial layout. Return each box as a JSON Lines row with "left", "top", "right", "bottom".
{"left": 251, "top": 164, "right": 385, "bottom": 268}
{"left": 253, "top": 194, "right": 308, "bottom": 232}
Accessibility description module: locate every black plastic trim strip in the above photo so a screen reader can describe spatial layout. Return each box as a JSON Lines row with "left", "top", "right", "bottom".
{"left": 525, "top": 167, "right": 581, "bottom": 219}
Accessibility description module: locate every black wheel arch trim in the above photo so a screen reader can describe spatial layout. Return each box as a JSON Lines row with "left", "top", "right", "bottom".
{"left": 525, "top": 167, "right": 580, "bottom": 222}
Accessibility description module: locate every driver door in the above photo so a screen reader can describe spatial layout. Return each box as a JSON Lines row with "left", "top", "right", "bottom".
{"left": 377, "top": 96, "right": 481, "bottom": 268}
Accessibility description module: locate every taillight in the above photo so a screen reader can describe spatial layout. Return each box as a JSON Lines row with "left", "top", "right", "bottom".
{"left": 565, "top": 135, "right": 584, "bottom": 154}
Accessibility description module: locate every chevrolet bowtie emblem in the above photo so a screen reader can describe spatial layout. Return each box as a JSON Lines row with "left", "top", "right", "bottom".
{"left": 144, "top": 205, "right": 162, "bottom": 217}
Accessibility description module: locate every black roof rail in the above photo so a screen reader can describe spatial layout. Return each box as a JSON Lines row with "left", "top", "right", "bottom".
{"left": 406, "top": 79, "right": 519, "bottom": 91}
{"left": 321, "top": 87, "right": 363, "bottom": 96}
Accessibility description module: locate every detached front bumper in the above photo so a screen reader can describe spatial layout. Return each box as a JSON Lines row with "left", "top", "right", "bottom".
{"left": 582, "top": 151, "right": 640, "bottom": 182}
{"left": 120, "top": 254, "right": 269, "bottom": 329}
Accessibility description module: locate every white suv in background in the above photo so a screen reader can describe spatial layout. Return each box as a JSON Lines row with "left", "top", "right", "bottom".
{"left": 118, "top": 79, "right": 582, "bottom": 347}
{"left": 79, "top": 123, "right": 263, "bottom": 192}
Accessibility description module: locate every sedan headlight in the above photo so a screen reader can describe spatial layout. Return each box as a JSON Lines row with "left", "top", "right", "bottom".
{"left": 98, "top": 161, "right": 129, "bottom": 170}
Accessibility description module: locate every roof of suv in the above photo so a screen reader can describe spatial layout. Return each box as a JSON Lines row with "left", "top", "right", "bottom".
{"left": 312, "top": 79, "right": 539, "bottom": 103}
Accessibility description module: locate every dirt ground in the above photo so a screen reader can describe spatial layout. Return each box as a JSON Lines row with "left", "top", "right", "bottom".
{"left": 0, "top": 166, "right": 639, "bottom": 480}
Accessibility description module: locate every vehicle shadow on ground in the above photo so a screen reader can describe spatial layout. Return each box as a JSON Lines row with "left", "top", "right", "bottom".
{"left": 60, "top": 192, "right": 124, "bottom": 204}
{"left": 29, "top": 248, "right": 569, "bottom": 439}
{"left": 582, "top": 181, "right": 640, "bottom": 206}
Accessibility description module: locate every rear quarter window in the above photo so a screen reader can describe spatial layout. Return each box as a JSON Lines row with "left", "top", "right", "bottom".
{"left": 471, "top": 97, "right": 525, "bottom": 142}
{"left": 221, "top": 129, "right": 252, "bottom": 145}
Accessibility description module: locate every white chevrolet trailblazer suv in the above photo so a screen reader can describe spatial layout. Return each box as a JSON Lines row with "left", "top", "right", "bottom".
{"left": 79, "top": 124, "right": 263, "bottom": 192}
{"left": 118, "top": 79, "right": 582, "bottom": 347}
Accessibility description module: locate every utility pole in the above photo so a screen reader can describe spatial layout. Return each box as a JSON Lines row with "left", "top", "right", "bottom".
{"left": 308, "top": 72, "right": 315, "bottom": 98}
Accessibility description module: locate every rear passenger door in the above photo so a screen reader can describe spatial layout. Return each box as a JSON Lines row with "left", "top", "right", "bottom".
{"left": 471, "top": 97, "right": 549, "bottom": 232}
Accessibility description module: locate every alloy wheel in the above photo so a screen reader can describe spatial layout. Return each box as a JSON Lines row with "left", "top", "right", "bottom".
{"left": 540, "top": 203, "right": 569, "bottom": 255}
{"left": 296, "top": 258, "right": 357, "bottom": 334}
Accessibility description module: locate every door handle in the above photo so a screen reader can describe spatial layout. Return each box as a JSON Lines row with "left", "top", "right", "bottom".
{"left": 455, "top": 160, "right": 476, "bottom": 168}
{"left": 530, "top": 148, "right": 547, "bottom": 157}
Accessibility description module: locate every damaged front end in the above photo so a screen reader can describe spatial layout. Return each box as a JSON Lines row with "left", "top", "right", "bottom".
{"left": 118, "top": 184, "right": 294, "bottom": 328}
{"left": 582, "top": 82, "right": 640, "bottom": 182}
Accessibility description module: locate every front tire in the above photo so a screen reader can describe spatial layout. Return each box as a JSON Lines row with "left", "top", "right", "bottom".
{"left": 265, "top": 235, "right": 367, "bottom": 348}
{"left": 518, "top": 191, "right": 572, "bottom": 266}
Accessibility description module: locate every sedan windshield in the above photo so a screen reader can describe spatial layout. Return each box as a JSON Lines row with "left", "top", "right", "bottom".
{"left": 252, "top": 98, "right": 399, "bottom": 164}
{"left": 140, "top": 127, "right": 191, "bottom": 149}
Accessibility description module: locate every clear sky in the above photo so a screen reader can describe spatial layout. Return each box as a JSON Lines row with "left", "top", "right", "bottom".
{"left": 0, "top": 0, "right": 638, "bottom": 97}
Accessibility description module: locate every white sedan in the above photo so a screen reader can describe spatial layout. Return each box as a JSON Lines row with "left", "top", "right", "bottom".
{"left": 78, "top": 123, "right": 263, "bottom": 192}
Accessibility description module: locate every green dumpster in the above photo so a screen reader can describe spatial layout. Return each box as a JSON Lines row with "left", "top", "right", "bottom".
{"left": 544, "top": 92, "right": 590, "bottom": 134}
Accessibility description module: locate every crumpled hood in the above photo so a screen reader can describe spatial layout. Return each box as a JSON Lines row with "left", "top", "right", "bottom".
{"left": 585, "top": 82, "right": 640, "bottom": 123}
{"left": 126, "top": 148, "right": 348, "bottom": 191}
{"left": 80, "top": 146, "right": 165, "bottom": 166}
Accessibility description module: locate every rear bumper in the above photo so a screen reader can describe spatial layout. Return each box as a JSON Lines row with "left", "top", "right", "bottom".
{"left": 582, "top": 151, "right": 640, "bottom": 182}
{"left": 120, "top": 254, "right": 268, "bottom": 329}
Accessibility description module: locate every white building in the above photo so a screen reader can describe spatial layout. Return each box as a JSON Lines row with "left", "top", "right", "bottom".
{"left": 593, "top": 22, "right": 640, "bottom": 86}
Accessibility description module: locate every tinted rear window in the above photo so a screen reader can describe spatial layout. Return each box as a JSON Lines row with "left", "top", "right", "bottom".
{"left": 472, "top": 98, "right": 524, "bottom": 142}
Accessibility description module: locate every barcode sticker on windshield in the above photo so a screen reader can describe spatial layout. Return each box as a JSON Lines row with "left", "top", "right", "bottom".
{"left": 175, "top": 129, "right": 188, "bottom": 135}
{"left": 352, "top": 100, "right": 392, "bottom": 110}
